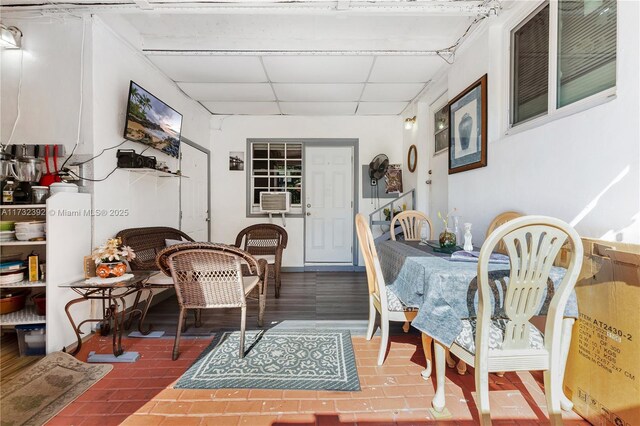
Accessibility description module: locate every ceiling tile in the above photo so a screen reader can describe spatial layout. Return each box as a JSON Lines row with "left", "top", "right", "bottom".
{"left": 360, "top": 83, "right": 425, "bottom": 102}
{"left": 279, "top": 102, "right": 357, "bottom": 115}
{"left": 178, "top": 83, "right": 275, "bottom": 101}
{"left": 263, "top": 56, "right": 374, "bottom": 83}
{"left": 273, "top": 84, "right": 363, "bottom": 102}
{"left": 201, "top": 101, "right": 280, "bottom": 115}
{"left": 147, "top": 55, "right": 267, "bottom": 82}
{"left": 356, "top": 102, "right": 408, "bottom": 115}
{"left": 368, "top": 56, "right": 443, "bottom": 83}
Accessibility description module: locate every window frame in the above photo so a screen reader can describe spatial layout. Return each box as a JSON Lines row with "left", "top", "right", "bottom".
{"left": 506, "top": 0, "right": 617, "bottom": 135}
{"left": 247, "top": 140, "right": 304, "bottom": 217}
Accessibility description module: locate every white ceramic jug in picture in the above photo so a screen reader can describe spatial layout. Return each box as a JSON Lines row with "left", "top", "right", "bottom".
{"left": 463, "top": 223, "right": 473, "bottom": 252}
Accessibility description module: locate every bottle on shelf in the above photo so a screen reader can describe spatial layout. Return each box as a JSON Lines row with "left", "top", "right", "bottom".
{"left": 2, "top": 180, "right": 16, "bottom": 204}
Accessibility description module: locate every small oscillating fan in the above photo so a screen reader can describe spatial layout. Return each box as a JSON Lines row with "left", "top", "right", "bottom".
{"left": 368, "top": 154, "right": 389, "bottom": 186}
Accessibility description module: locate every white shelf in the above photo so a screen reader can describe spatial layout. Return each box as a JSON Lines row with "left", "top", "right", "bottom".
{"left": 0, "top": 204, "right": 47, "bottom": 210}
{"left": 1, "top": 241, "right": 46, "bottom": 246}
{"left": 0, "top": 306, "right": 46, "bottom": 326}
{"left": 0, "top": 280, "right": 46, "bottom": 289}
{"left": 119, "top": 168, "right": 188, "bottom": 178}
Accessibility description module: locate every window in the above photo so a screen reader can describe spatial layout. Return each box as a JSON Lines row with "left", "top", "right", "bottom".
{"left": 433, "top": 104, "right": 449, "bottom": 154}
{"left": 250, "top": 142, "right": 302, "bottom": 214}
{"left": 511, "top": 0, "right": 616, "bottom": 127}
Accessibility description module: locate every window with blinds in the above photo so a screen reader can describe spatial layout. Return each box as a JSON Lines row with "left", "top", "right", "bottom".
{"left": 512, "top": 4, "right": 550, "bottom": 125}
{"left": 557, "top": 0, "right": 617, "bottom": 107}
{"left": 250, "top": 142, "right": 302, "bottom": 214}
{"left": 510, "top": 0, "right": 616, "bottom": 127}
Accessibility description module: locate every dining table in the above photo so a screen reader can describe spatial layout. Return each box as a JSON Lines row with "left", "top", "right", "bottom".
{"left": 376, "top": 239, "right": 579, "bottom": 411}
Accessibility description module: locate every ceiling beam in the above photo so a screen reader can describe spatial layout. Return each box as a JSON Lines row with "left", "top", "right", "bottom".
{"left": 143, "top": 49, "right": 454, "bottom": 56}
{"left": 1, "top": 0, "right": 498, "bottom": 16}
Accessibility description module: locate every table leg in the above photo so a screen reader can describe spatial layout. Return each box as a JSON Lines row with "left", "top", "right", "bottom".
{"left": 420, "top": 333, "right": 433, "bottom": 379}
{"left": 137, "top": 288, "right": 154, "bottom": 335}
{"left": 432, "top": 341, "right": 447, "bottom": 412}
{"left": 64, "top": 296, "right": 90, "bottom": 356}
{"left": 123, "top": 289, "right": 143, "bottom": 330}
{"left": 111, "top": 296, "right": 127, "bottom": 357}
{"left": 560, "top": 318, "right": 575, "bottom": 411}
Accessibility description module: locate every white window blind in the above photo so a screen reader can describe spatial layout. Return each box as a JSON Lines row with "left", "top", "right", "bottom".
{"left": 557, "top": 0, "right": 617, "bottom": 107}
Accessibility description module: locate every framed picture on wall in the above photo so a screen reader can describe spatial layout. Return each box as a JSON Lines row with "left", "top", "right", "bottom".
{"left": 434, "top": 104, "right": 449, "bottom": 155}
{"left": 229, "top": 151, "right": 245, "bottom": 171}
{"left": 448, "top": 74, "right": 487, "bottom": 174}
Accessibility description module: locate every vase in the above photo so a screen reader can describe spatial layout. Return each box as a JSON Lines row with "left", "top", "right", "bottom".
{"left": 439, "top": 228, "right": 456, "bottom": 248}
{"left": 458, "top": 112, "right": 473, "bottom": 151}
{"left": 96, "top": 261, "right": 127, "bottom": 278}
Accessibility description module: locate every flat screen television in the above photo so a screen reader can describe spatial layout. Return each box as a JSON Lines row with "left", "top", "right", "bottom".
{"left": 123, "top": 81, "right": 183, "bottom": 158}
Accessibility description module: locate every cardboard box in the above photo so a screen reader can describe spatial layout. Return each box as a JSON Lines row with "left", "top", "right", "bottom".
{"left": 564, "top": 238, "right": 640, "bottom": 426}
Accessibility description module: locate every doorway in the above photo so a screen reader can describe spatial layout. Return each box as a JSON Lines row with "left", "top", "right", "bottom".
{"left": 304, "top": 145, "right": 355, "bottom": 265}
{"left": 180, "top": 139, "right": 210, "bottom": 241}
{"left": 428, "top": 93, "right": 449, "bottom": 234}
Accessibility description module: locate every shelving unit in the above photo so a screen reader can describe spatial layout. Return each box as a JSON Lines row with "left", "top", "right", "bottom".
{"left": 1, "top": 194, "right": 93, "bottom": 354}
{"left": 119, "top": 167, "right": 188, "bottom": 178}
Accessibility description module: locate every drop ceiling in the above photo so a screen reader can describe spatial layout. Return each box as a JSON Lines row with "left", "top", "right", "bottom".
{"left": 2, "top": 0, "right": 497, "bottom": 115}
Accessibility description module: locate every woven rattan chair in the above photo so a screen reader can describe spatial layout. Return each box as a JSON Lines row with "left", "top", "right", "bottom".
{"left": 157, "top": 243, "right": 268, "bottom": 360}
{"left": 235, "top": 224, "right": 288, "bottom": 298}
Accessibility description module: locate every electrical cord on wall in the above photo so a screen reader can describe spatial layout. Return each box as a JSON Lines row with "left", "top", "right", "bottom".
{"left": 4, "top": 49, "right": 25, "bottom": 149}
{"left": 59, "top": 15, "right": 86, "bottom": 170}
{"left": 67, "top": 166, "right": 118, "bottom": 182}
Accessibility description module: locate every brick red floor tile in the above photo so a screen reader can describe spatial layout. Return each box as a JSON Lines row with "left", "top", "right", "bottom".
{"left": 45, "top": 334, "right": 590, "bottom": 425}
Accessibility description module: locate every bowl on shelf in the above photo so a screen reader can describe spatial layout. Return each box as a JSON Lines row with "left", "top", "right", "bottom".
{"left": 0, "top": 221, "right": 15, "bottom": 231}
{"left": 0, "top": 231, "right": 16, "bottom": 242}
{"left": 15, "top": 233, "right": 45, "bottom": 241}
{"left": 14, "top": 221, "right": 45, "bottom": 232}
{"left": 0, "top": 289, "right": 28, "bottom": 314}
{"left": 0, "top": 269, "right": 25, "bottom": 285}
{"left": 32, "top": 293, "right": 46, "bottom": 315}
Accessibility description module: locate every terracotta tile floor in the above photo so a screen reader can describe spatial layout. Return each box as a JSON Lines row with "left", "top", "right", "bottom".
{"left": 48, "top": 334, "right": 590, "bottom": 425}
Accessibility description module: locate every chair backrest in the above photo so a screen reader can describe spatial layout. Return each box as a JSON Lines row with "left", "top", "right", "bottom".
{"left": 485, "top": 211, "right": 524, "bottom": 254}
{"left": 476, "top": 215, "right": 583, "bottom": 355}
{"left": 166, "top": 248, "right": 247, "bottom": 309}
{"left": 235, "top": 223, "right": 288, "bottom": 257}
{"left": 390, "top": 210, "right": 433, "bottom": 241}
{"left": 355, "top": 214, "right": 389, "bottom": 307}
{"left": 116, "top": 227, "right": 195, "bottom": 270}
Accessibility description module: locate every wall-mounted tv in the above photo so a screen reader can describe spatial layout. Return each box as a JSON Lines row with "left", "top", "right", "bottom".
{"left": 123, "top": 81, "right": 183, "bottom": 158}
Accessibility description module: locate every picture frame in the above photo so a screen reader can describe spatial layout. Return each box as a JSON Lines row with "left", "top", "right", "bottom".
{"left": 229, "top": 151, "right": 245, "bottom": 171}
{"left": 433, "top": 104, "right": 449, "bottom": 155}
{"left": 448, "top": 74, "right": 487, "bottom": 174}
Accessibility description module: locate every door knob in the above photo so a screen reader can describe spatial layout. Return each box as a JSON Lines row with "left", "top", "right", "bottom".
{"left": 306, "top": 212, "right": 311, "bottom": 216}
{"left": 307, "top": 204, "right": 311, "bottom": 208}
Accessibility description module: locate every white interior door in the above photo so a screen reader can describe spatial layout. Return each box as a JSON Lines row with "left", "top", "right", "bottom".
{"left": 305, "top": 146, "right": 354, "bottom": 263}
{"left": 180, "top": 142, "right": 209, "bottom": 241}
{"left": 428, "top": 93, "right": 449, "bottom": 236}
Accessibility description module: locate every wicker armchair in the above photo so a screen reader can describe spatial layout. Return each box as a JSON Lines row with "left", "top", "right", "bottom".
{"left": 234, "top": 224, "right": 288, "bottom": 298}
{"left": 117, "top": 227, "right": 195, "bottom": 271}
{"left": 157, "top": 243, "right": 268, "bottom": 360}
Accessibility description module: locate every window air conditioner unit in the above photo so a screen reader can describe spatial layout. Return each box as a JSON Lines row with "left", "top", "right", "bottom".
{"left": 259, "top": 192, "right": 290, "bottom": 226}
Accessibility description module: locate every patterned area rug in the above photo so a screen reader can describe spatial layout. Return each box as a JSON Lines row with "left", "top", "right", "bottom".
{"left": 175, "top": 329, "right": 360, "bottom": 391}
{"left": 0, "top": 352, "right": 112, "bottom": 426}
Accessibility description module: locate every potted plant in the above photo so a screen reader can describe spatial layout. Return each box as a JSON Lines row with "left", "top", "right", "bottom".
{"left": 92, "top": 238, "right": 136, "bottom": 278}
{"left": 437, "top": 208, "right": 457, "bottom": 248}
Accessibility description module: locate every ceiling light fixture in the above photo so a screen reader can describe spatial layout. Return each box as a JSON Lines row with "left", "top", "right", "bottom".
{"left": 404, "top": 116, "right": 416, "bottom": 130}
{"left": 0, "top": 24, "right": 22, "bottom": 49}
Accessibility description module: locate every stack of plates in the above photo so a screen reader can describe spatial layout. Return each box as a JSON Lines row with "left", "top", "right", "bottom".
{"left": 0, "top": 261, "right": 26, "bottom": 284}
{"left": 0, "top": 231, "right": 16, "bottom": 242}
{"left": 14, "top": 221, "right": 46, "bottom": 241}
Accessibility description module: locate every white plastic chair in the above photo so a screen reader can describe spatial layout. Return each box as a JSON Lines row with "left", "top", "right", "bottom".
{"left": 431, "top": 216, "right": 583, "bottom": 425}
{"left": 390, "top": 210, "right": 433, "bottom": 241}
{"left": 355, "top": 214, "right": 418, "bottom": 365}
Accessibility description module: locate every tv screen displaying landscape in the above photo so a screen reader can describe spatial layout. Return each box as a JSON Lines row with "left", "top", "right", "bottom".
{"left": 124, "top": 81, "right": 183, "bottom": 158}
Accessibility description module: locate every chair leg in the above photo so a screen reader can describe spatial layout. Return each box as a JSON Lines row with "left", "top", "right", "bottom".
{"left": 445, "top": 349, "right": 457, "bottom": 368}
{"left": 366, "top": 295, "right": 376, "bottom": 341}
{"left": 181, "top": 309, "right": 188, "bottom": 333}
{"left": 432, "top": 341, "right": 447, "bottom": 412}
{"left": 173, "top": 307, "right": 185, "bottom": 361}
{"left": 402, "top": 321, "right": 410, "bottom": 333}
{"left": 420, "top": 333, "right": 433, "bottom": 379}
{"left": 274, "top": 265, "right": 281, "bottom": 299}
{"left": 475, "top": 358, "right": 491, "bottom": 425}
{"left": 239, "top": 306, "right": 247, "bottom": 358}
{"left": 377, "top": 312, "right": 389, "bottom": 365}
{"left": 194, "top": 308, "right": 202, "bottom": 328}
{"left": 258, "top": 291, "right": 265, "bottom": 327}
{"left": 544, "top": 370, "right": 563, "bottom": 426}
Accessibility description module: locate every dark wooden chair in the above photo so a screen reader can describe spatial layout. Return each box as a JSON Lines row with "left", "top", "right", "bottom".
{"left": 234, "top": 224, "right": 288, "bottom": 298}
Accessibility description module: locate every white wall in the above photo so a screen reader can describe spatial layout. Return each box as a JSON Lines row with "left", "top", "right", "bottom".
{"left": 1, "top": 18, "right": 92, "bottom": 154}
{"left": 416, "top": 0, "right": 640, "bottom": 244}
{"left": 210, "top": 115, "right": 403, "bottom": 267}
{"left": 90, "top": 18, "right": 211, "bottom": 244}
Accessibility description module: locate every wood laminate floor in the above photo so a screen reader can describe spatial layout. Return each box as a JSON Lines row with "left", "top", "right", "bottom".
{"left": 143, "top": 271, "right": 410, "bottom": 337}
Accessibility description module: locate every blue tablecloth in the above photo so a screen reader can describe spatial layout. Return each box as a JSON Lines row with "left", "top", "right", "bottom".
{"left": 377, "top": 240, "right": 579, "bottom": 347}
